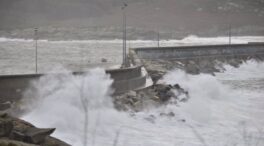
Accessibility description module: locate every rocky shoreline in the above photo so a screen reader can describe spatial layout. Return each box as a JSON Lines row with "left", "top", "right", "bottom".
{"left": 142, "top": 57, "right": 264, "bottom": 84}
{"left": 0, "top": 113, "right": 70, "bottom": 146}
{"left": 1, "top": 56, "right": 264, "bottom": 145}
{"left": 0, "top": 82, "right": 189, "bottom": 146}
{"left": 113, "top": 83, "right": 189, "bottom": 112}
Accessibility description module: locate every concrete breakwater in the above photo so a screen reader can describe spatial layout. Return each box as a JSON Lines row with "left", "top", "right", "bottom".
{"left": 130, "top": 43, "right": 264, "bottom": 82}
{"left": 0, "top": 66, "right": 147, "bottom": 109}
{"left": 133, "top": 43, "right": 264, "bottom": 60}
{"left": 1, "top": 43, "right": 264, "bottom": 109}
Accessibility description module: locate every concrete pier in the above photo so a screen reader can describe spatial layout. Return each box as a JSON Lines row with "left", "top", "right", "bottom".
{"left": 0, "top": 66, "right": 147, "bottom": 103}
{"left": 1, "top": 43, "right": 264, "bottom": 104}
{"left": 133, "top": 43, "right": 264, "bottom": 60}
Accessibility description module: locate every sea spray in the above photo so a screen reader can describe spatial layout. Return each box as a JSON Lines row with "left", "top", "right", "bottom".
{"left": 20, "top": 61, "right": 264, "bottom": 146}
{"left": 21, "top": 67, "right": 126, "bottom": 145}
{"left": 216, "top": 59, "right": 264, "bottom": 80}
{"left": 159, "top": 69, "right": 233, "bottom": 123}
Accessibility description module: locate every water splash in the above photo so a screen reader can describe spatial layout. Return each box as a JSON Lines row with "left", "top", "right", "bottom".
{"left": 20, "top": 61, "right": 264, "bottom": 146}
{"left": 21, "top": 68, "right": 119, "bottom": 145}
{"left": 160, "top": 69, "right": 235, "bottom": 123}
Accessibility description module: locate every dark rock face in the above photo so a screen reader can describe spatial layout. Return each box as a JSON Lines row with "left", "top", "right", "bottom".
{"left": 14, "top": 128, "right": 56, "bottom": 144}
{"left": 113, "top": 84, "right": 189, "bottom": 112}
{"left": 143, "top": 57, "right": 264, "bottom": 81}
{"left": 0, "top": 102, "right": 12, "bottom": 111}
{"left": 148, "top": 70, "right": 166, "bottom": 85}
{"left": 154, "top": 84, "right": 175, "bottom": 102}
{"left": 0, "top": 113, "right": 70, "bottom": 146}
{"left": 114, "top": 90, "right": 142, "bottom": 111}
{"left": 153, "top": 84, "right": 189, "bottom": 103}
{"left": 0, "top": 113, "right": 13, "bottom": 137}
{"left": 185, "top": 61, "right": 200, "bottom": 74}
{"left": 0, "top": 139, "right": 38, "bottom": 146}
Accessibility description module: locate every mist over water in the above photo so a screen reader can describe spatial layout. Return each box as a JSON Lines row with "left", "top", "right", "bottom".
{"left": 20, "top": 60, "right": 264, "bottom": 146}
{"left": 161, "top": 70, "right": 235, "bottom": 124}
{"left": 22, "top": 68, "right": 118, "bottom": 145}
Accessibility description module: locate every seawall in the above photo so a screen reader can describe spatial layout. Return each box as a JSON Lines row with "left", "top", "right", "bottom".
{"left": 0, "top": 66, "right": 147, "bottom": 104}
{"left": 131, "top": 43, "right": 264, "bottom": 82}
{"left": 133, "top": 43, "right": 264, "bottom": 60}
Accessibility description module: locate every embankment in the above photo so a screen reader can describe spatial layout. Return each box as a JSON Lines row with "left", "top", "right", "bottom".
{"left": 131, "top": 43, "right": 264, "bottom": 82}
{"left": 0, "top": 66, "right": 147, "bottom": 109}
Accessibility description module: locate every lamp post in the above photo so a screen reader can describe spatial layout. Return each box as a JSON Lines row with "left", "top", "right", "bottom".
{"left": 226, "top": 0, "right": 232, "bottom": 45}
{"left": 34, "top": 28, "right": 38, "bottom": 73}
{"left": 122, "top": 2, "right": 128, "bottom": 67}
{"left": 228, "top": 23, "right": 232, "bottom": 45}
{"left": 157, "top": 31, "right": 160, "bottom": 47}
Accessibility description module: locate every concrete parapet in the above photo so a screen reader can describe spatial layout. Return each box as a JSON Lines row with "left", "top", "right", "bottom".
{"left": 107, "top": 66, "right": 147, "bottom": 94}
{"left": 112, "top": 76, "right": 146, "bottom": 94}
{"left": 0, "top": 66, "right": 147, "bottom": 104}
{"left": 106, "top": 66, "right": 142, "bottom": 81}
{"left": 133, "top": 43, "right": 264, "bottom": 60}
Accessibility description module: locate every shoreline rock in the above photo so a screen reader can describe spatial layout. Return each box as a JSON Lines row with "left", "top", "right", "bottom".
{"left": 0, "top": 113, "right": 70, "bottom": 146}
{"left": 113, "top": 83, "right": 189, "bottom": 112}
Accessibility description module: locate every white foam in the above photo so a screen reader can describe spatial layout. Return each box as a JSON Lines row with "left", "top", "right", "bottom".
{"left": 22, "top": 68, "right": 119, "bottom": 145}
{"left": 161, "top": 70, "right": 235, "bottom": 123}
{"left": 216, "top": 60, "right": 264, "bottom": 80}
{"left": 0, "top": 36, "right": 263, "bottom": 44}
{"left": 0, "top": 37, "right": 49, "bottom": 42}
{"left": 19, "top": 51, "right": 264, "bottom": 146}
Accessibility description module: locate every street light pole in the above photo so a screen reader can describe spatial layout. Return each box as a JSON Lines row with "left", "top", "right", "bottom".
{"left": 226, "top": 0, "right": 232, "bottom": 45}
{"left": 157, "top": 31, "right": 160, "bottom": 48}
{"left": 229, "top": 23, "right": 232, "bottom": 45}
{"left": 34, "top": 28, "right": 38, "bottom": 74}
{"left": 122, "top": 3, "right": 128, "bottom": 67}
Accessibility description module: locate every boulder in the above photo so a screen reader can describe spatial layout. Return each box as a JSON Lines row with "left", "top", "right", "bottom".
{"left": 149, "top": 70, "right": 166, "bottom": 84}
{"left": 0, "top": 138, "right": 38, "bottom": 146}
{"left": 0, "top": 113, "right": 13, "bottom": 137}
{"left": 101, "top": 58, "right": 107, "bottom": 63}
{"left": 168, "top": 112, "right": 175, "bottom": 117}
{"left": 228, "top": 59, "right": 242, "bottom": 68}
{"left": 160, "top": 112, "right": 175, "bottom": 117}
{"left": 0, "top": 114, "right": 70, "bottom": 146}
{"left": 24, "top": 128, "right": 55, "bottom": 144}
{"left": 126, "top": 91, "right": 137, "bottom": 98}
{"left": 12, "top": 118, "right": 34, "bottom": 133}
{"left": 113, "top": 91, "right": 145, "bottom": 112}
{"left": 11, "top": 131, "right": 25, "bottom": 142}
{"left": 154, "top": 84, "right": 175, "bottom": 102}
{"left": 185, "top": 62, "right": 200, "bottom": 74}
{"left": 144, "top": 115, "right": 156, "bottom": 124}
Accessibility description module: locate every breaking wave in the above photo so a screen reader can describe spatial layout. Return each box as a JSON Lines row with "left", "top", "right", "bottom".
{"left": 1, "top": 36, "right": 264, "bottom": 44}
{"left": 21, "top": 61, "right": 264, "bottom": 146}
{"left": 21, "top": 68, "right": 121, "bottom": 146}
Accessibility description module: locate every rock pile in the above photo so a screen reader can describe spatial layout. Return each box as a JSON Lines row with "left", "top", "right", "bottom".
{"left": 114, "top": 91, "right": 143, "bottom": 111}
{"left": 113, "top": 83, "right": 189, "bottom": 112}
{"left": 0, "top": 113, "right": 70, "bottom": 146}
{"left": 143, "top": 57, "right": 264, "bottom": 79}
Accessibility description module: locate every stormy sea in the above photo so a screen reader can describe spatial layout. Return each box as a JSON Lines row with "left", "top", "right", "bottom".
{"left": 1, "top": 36, "right": 264, "bottom": 146}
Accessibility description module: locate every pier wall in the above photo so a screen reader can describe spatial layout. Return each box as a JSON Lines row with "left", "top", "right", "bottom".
{"left": 0, "top": 66, "right": 146, "bottom": 103}
{"left": 133, "top": 43, "right": 264, "bottom": 60}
